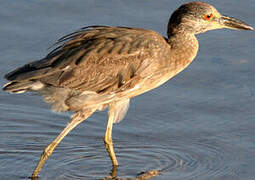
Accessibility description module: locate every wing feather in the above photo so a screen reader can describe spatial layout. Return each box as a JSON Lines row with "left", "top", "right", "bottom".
{"left": 5, "top": 26, "right": 169, "bottom": 94}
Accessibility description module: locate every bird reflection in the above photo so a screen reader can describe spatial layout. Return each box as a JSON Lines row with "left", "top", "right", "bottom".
{"left": 101, "top": 166, "right": 161, "bottom": 180}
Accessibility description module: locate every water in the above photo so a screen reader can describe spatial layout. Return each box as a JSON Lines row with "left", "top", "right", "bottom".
{"left": 0, "top": 0, "right": 255, "bottom": 179}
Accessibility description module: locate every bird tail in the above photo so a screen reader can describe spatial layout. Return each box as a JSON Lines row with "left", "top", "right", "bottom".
{"left": 2, "top": 81, "right": 44, "bottom": 94}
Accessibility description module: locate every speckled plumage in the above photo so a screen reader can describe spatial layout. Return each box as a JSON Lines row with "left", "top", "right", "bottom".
{"left": 2, "top": 1, "right": 253, "bottom": 178}
{"left": 4, "top": 26, "right": 172, "bottom": 110}
{"left": 4, "top": 25, "right": 199, "bottom": 113}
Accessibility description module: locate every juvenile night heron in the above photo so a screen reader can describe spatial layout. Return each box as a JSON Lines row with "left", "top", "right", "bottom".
{"left": 3, "top": 1, "right": 253, "bottom": 177}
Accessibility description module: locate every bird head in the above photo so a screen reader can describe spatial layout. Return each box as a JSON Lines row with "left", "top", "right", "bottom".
{"left": 168, "top": 1, "right": 253, "bottom": 35}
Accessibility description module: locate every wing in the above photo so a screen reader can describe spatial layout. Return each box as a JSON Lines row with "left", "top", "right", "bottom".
{"left": 5, "top": 26, "right": 169, "bottom": 94}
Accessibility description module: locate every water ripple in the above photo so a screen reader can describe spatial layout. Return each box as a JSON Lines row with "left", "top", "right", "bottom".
{"left": 39, "top": 135, "right": 237, "bottom": 180}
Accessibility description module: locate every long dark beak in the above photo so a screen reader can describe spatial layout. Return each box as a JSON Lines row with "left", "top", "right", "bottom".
{"left": 220, "top": 15, "right": 253, "bottom": 30}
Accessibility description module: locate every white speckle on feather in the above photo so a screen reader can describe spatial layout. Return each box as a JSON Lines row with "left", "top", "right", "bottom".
{"left": 63, "top": 65, "right": 70, "bottom": 70}
{"left": 14, "top": 90, "right": 26, "bottom": 94}
{"left": 31, "top": 81, "right": 45, "bottom": 90}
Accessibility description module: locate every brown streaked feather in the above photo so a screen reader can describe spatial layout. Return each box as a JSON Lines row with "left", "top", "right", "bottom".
{"left": 5, "top": 26, "right": 170, "bottom": 94}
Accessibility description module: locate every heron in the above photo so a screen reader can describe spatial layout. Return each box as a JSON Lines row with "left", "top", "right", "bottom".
{"left": 2, "top": 1, "right": 253, "bottom": 178}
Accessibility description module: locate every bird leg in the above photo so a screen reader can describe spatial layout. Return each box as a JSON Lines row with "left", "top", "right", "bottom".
{"left": 32, "top": 110, "right": 94, "bottom": 177}
{"left": 110, "top": 165, "right": 118, "bottom": 178}
{"left": 104, "top": 103, "right": 119, "bottom": 167}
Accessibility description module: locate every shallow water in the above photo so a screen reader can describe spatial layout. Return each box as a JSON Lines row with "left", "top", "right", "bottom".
{"left": 0, "top": 0, "right": 255, "bottom": 179}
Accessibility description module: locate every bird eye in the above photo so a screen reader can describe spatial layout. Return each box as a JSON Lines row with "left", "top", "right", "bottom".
{"left": 203, "top": 13, "right": 213, "bottom": 21}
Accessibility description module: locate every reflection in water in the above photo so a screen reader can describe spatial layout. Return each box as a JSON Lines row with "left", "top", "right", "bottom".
{"left": 101, "top": 166, "right": 161, "bottom": 180}
{"left": 29, "top": 166, "right": 160, "bottom": 180}
{"left": 31, "top": 169, "right": 161, "bottom": 180}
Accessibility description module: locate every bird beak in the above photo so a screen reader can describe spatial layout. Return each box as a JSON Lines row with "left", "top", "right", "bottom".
{"left": 219, "top": 15, "right": 254, "bottom": 30}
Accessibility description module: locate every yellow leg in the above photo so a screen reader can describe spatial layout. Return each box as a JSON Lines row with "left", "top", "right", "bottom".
{"left": 110, "top": 165, "right": 118, "bottom": 178}
{"left": 104, "top": 104, "right": 119, "bottom": 167}
{"left": 32, "top": 111, "right": 94, "bottom": 177}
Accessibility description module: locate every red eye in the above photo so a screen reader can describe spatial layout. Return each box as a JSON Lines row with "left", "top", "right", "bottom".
{"left": 203, "top": 13, "right": 213, "bottom": 21}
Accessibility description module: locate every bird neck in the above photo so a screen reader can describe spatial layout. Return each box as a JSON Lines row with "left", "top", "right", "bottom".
{"left": 167, "top": 31, "right": 199, "bottom": 62}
